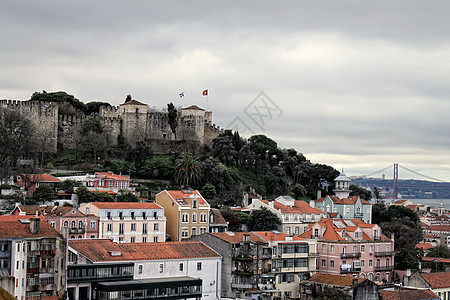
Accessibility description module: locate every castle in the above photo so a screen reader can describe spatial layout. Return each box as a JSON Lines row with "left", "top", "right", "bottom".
{"left": 0, "top": 98, "right": 223, "bottom": 154}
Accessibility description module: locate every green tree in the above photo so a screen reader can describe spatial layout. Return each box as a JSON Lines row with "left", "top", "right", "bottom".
{"left": 140, "top": 156, "right": 175, "bottom": 180}
{"left": 30, "top": 91, "right": 87, "bottom": 115}
{"left": 349, "top": 184, "right": 371, "bottom": 200}
{"left": 116, "top": 191, "right": 138, "bottom": 202}
{"left": 212, "top": 130, "right": 238, "bottom": 166}
{"left": 202, "top": 183, "right": 217, "bottom": 199}
{"left": 247, "top": 207, "right": 281, "bottom": 231}
{"left": 76, "top": 186, "right": 95, "bottom": 204}
{"left": 315, "top": 287, "right": 352, "bottom": 300}
{"left": 175, "top": 153, "right": 202, "bottom": 188}
{"left": 85, "top": 101, "right": 111, "bottom": 115}
{"left": 220, "top": 207, "right": 242, "bottom": 232}
{"left": 167, "top": 102, "right": 178, "bottom": 139}
{"left": 33, "top": 184, "right": 54, "bottom": 204}
{"left": 427, "top": 245, "right": 450, "bottom": 258}
{"left": 59, "top": 180, "right": 81, "bottom": 194}
{"left": 290, "top": 183, "right": 307, "bottom": 199}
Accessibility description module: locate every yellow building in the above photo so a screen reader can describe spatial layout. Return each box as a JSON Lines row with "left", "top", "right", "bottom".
{"left": 155, "top": 190, "right": 210, "bottom": 241}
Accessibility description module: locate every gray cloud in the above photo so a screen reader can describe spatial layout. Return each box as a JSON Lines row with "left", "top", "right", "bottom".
{"left": 2, "top": 0, "right": 450, "bottom": 181}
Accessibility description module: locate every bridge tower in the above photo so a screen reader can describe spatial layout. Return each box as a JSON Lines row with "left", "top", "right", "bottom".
{"left": 393, "top": 163, "right": 399, "bottom": 199}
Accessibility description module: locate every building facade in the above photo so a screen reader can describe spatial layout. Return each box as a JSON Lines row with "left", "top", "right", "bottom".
{"left": 67, "top": 239, "right": 222, "bottom": 300}
{"left": 300, "top": 218, "right": 395, "bottom": 283}
{"left": 78, "top": 202, "right": 166, "bottom": 243}
{"left": 0, "top": 215, "right": 66, "bottom": 300}
{"left": 155, "top": 190, "right": 211, "bottom": 241}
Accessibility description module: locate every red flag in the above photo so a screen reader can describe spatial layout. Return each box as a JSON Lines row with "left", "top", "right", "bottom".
{"left": 202, "top": 89, "right": 208, "bottom": 96}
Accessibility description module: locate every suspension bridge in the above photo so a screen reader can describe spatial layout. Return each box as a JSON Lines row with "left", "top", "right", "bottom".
{"left": 360, "top": 163, "right": 449, "bottom": 199}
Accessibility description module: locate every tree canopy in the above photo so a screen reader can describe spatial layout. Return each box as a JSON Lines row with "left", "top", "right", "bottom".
{"left": 247, "top": 207, "right": 281, "bottom": 231}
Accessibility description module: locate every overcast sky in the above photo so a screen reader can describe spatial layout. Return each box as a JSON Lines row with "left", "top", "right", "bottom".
{"left": 2, "top": 1, "right": 450, "bottom": 181}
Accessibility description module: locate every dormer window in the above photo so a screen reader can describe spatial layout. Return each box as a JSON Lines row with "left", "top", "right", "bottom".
{"left": 193, "top": 200, "right": 197, "bottom": 209}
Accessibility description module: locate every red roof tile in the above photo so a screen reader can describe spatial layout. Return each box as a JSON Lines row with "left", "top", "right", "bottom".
{"left": 210, "top": 232, "right": 267, "bottom": 244}
{"left": 421, "top": 272, "right": 450, "bottom": 289}
{"left": 94, "top": 172, "right": 130, "bottom": 180}
{"left": 260, "top": 200, "right": 324, "bottom": 214}
{"left": 0, "top": 216, "right": 61, "bottom": 238}
{"left": 335, "top": 196, "right": 371, "bottom": 205}
{"left": 307, "top": 273, "right": 364, "bottom": 287}
{"left": 315, "top": 196, "right": 340, "bottom": 203}
{"left": 421, "top": 257, "right": 450, "bottom": 263}
{"left": 415, "top": 242, "right": 433, "bottom": 251}
{"left": 69, "top": 239, "right": 220, "bottom": 262}
{"left": 253, "top": 231, "right": 306, "bottom": 242}
{"left": 165, "top": 190, "right": 208, "bottom": 205}
{"left": 90, "top": 202, "right": 162, "bottom": 209}
{"left": 379, "top": 288, "right": 439, "bottom": 300}
{"left": 26, "top": 174, "right": 61, "bottom": 183}
{"left": 210, "top": 209, "right": 227, "bottom": 225}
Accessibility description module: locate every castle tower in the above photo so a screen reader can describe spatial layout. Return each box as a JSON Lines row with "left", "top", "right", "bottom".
{"left": 333, "top": 170, "right": 352, "bottom": 199}
{"left": 438, "top": 201, "right": 445, "bottom": 215}
{"left": 119, "top": 98, "right": 148, "bottom": 143}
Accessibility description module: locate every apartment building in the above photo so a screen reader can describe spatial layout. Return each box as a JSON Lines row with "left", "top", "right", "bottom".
{"left": 79, "top": 202, "right": 166, "bottom": 243}
{"left": 155, "top": 190, "right": 211, "bottom": 241}
{"left": 0, "top": 215, "right": 66, "bottom": 300}
{"left": 300, "top": 218, "right": 395, "bottom": 283}
{"left": 68, "top": 239, "right": 221, "bottom": 300}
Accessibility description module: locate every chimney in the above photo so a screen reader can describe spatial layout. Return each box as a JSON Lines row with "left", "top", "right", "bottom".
{"left": 317, "top": 190, "right": 321, "bottom": 200}
{"left": 30, "top": 218, "right": 40, "bottom": 234}
{"left": 310, "top": 200, "right": 315, "bottom": 208}
{"left": 268, "top": 200, "right": 274, "bottom": 209}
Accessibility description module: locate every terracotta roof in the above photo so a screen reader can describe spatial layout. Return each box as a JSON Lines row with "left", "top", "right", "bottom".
{"left": 321, "top": 227, "right": 344, "bottom": 241}
{"left": 25, "top": 174, "right": 61, "bottom": 183}
{"left": 209, "top": 232, "right": 266, "bottom": 244}
{"left": 90, "top": 202, "right": 162, "bottom": 210}
{"left": 164, "top": 190, "right": 208, "bottom": 205}
{"left": 415, "top": 242, "right": 433, "bottom": 251}
{"left": 315, "top": 196, "right": 340, "bottom": 203}
{"left": 307, "top": 273, "right": 364, "bottom": 287}
{"left": 421, "top": 272, "right": 450, "bottom": 289}
{"left": 0, "top": 216, "right": 61, "bottom": 238}
{"left": 421, "top": 257, "right": 450, "bottom": 263}
{"left": 94, "top": 172, "right": 130, "bottom": 180}
{"left": 210, "top": 209, "right": 227, "bottom": 225}
{"left": 121, "top": 99, "right": 146, "bottom": 106}
{"left": 379, "top": 288, "right": 439, "bottom": 300}
{"left": 394, "top": 200, "right": 408, "bottom": 204}
{"left": 334, "top": 196, "right": 371, "bottom": 205}
{"left": 428, "top": 225, "right": 450, "bottom": 232}
{"left": 405, "top": 205, "right": 417, "bottom": 210}
{"left": 299, "top": 230, "right": 312, "bottom": 238}
{"left": 69, "top": 239, "right": 220, "bottom": 262}
{"left": 260, "top": 199, "right": 324, "bottom": 214}
{"left": 253, "top": 231, "right": 306, "bottom": 242}
{"left": 182, "top": 105, "right": 205, "bottom": 111}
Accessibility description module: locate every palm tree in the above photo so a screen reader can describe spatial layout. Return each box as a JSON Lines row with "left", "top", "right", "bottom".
{"left": 175, "top": 153, "right": 202, "bottom": 188}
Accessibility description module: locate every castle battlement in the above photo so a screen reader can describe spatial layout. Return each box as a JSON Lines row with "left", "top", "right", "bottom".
{"left": 59, "top": 114, "right": 85, "bottom": 123}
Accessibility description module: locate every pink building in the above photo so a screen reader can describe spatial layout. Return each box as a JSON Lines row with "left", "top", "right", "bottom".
{"left": 11, "top": 205, "right": 100, "bottom": 239}
{"left": 300, "top": 218, "right": 395, "bottom": 283}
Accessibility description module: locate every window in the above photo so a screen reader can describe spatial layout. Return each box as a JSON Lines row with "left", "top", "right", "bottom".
{"left": 78, "top": 221, "right": 83, "bottom": 229}
{"left": 182, "top": 213, "right": 189, "bottom": 223}
{"left": 131, "top": 223, "right": 136, "bottom": 232}
{"left": 179, "top": 263, "right": 184, "bottom": 272}
{"left": 143, "top": 223, "right": 148, "bottom": 234}
{"left": 370, "top": 245, "right": 373, "bottom": 253}
{"left": 181, "top": 228, "right": 189, "bottom": 238}
{"left": 361, "top": 260, "right": 365, "bottom": 267}
{"left": 153, "top": 236, "right": 158, "bottom": 242}
{"left": 86, "top": 208, "right": 90, "bottom": 214}
{"left": 311, "top": 215, "right": 315, "bottom": 222}
{"left": 286, "top": 227, "right": 291, "bottom": 235}
{"left": 142, "top": 211, "right": 147, "bottom": 220}
{"left": 330, "top": 260, "right": 335, "bottom": 268}
{"left": 90, "top": 235, "right": 95, "bottom": 239}
{"left": 386, "top": 258, "right": 390, "bottom": 267}
{"left": 153, "top": 223, "right": 159, "bottom": 231}
{"left": 295, "top": 227, "right": 299, "bottom": 235}
{"left": 197, "top": 262, "right": 202, "bottom": 271}
{"left": 131, "top": 237, "right": 136, "bottom": 243}
{"left": 377, "top": 245, "right": 381, "bottom": 253}
{"left": 107, "top": 223, "right": 112, "bottom": 232}
{"left": 192, "top": 227, "right": 197, "bottom": 236}
{"left": 118, "top": 237, "right": 124, "bottom": 242}
{"left": 142, "top": 236, "right": 147, "bottom": 243}
{"left": 71, "top": 221, "right": 76, "bottom": 229}
{"left": 200, "top": 227, "right": 207, "bottom": 234}
{"left": 119, "top": 212, "right": 124, "bottom": 220}
{"left": 200, "top": 213, "right": 207, "bottom": 223}
{"left": 159, "top": 263, "right": 164, "bottom": 273}
{"left": 322, "top": 244, "right": 326, "bottom": 252}
{"left": 330, "top": 245, "right": 335, "bottom": 253}
{"left": 138, "top": 264, "right": 143, "bottom": 274}
{"left": 369, "top": 260, "right": 373, "bottom": 267}
{"left": 107, "top": 211, "right": 112, "bottom": 220}
{"left": 343, "top": 246, "right": 346, "bottom": 254}
{"left": 321, "top": 259, "right": 326, "bottom": 267}
{"left": 353, "top": 246, "right": 357, "bottom": 253}
{"left": 387, "top": 245, "right": 390, "bottom": 252}
{"left": 90, "top": 221, "right": 96, "bottom": 229}
{"left": 192, "top": 213, "right": 197, "bottom": 223}
{"left": 374, "top": 230, "right": 379, "bottom": 239}
{"left": 131, "top": 211, "right": 135, "bottom": 220}
{"left": 285, "top": 215, "right": 289, "bottom": 222}
{"left": 376, "top": 259, "right": 380, "bottom": 267}
{"left": 314, "top": 229, "right": 319, "bottom": 238}
{"left": 64, "top": 221, "right": 68, "bottom": 228}
{"left": 193, "top": 200, "right": 197, "bottom": 209}
{"left": 361, "top": 245, "right": 365, "bottom": 253}
{"left": 119, "top": 223, "right": 125, "bottom": 234}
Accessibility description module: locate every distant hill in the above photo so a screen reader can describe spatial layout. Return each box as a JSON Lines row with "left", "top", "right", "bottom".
{"left": 353, "top": 177, "right": 450, "bottom": 199}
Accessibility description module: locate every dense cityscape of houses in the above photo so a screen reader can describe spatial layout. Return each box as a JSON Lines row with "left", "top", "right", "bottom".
{"left": 0, "top": 171, "right": 449, "bottom": 300}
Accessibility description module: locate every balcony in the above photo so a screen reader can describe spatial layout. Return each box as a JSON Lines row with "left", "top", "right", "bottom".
{"left": 375, "top": 251, "right": 394, "bottom": 257}
{"left": 40, "top": 250, "right": 55, "bottom": 256}
{"left": 375, "top": 265, "right": 394, "bottom": 271}
{"left": 355, "top": 213, "right": 364, "bottom": 218}
{"left": 340, "top": 252, "right": 361, "bottom": 258}
{"left": 231, "top": 283, "right": 253, "bottom": 289}
{"left": 340, "top": 267, "right": 361, "bottom": 274}
{"left": 233, "top": 255, "right": 253, "bottom": 262}
{"left": 69, "top": 228, "right": 85, "bottom": 234}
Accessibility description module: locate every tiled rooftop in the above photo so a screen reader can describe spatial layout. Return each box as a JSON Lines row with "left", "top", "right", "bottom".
{"left": 379, "top": 288, "right": 439, "bottom": 300}
{"left": 69, "top": 239, "right": 220, "bottom": 262}
{"left": 210, "top": 232, "right": 266, "bottom": 244}
{"left": 164, "top": 190, "right": 208, "bottom": 205}
{"left": 260, "top": 199, "right": 324, "bottom": 214}
{"left": 0, "top": 215, "right": 61, "bottom": 238}
{"left": 90, "top": 202, "right": 162, "bottom": 209}
{"left": 307, "top": 273, "right": 364, "bottom": 287}
{"left": 421, "top": 272, "right": 450, "bottom": 289}
{"left": 253, "top": 231, "right": 306, "bottom": 242}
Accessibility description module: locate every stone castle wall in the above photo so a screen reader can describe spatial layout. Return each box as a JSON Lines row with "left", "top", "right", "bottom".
{"left": 1, "top": 100, "right": 224, "bottom": 153}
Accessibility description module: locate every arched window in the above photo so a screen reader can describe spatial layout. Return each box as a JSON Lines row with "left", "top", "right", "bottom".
{"left": 78, "top": 221, "right": 83, "bottom": 229}
{"left": 64, "top": 221, "right": 68, "bottom": 228}
{"left": 71, "top": 221, "right": 76, "bottom": 229}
